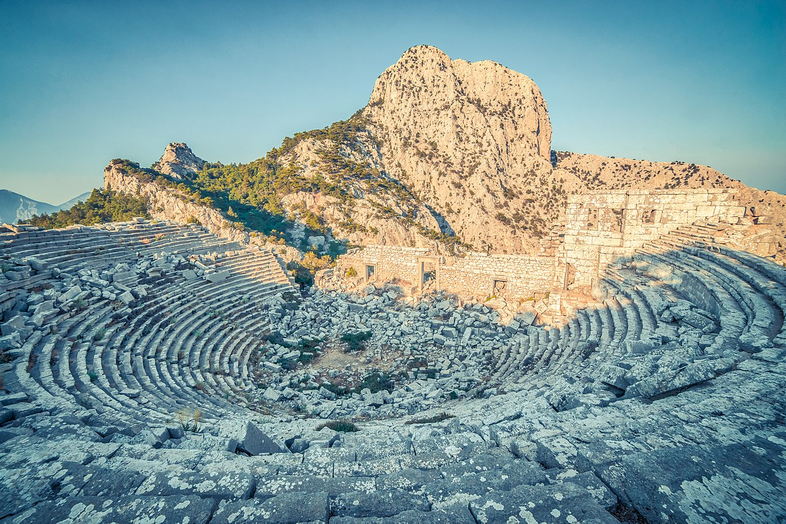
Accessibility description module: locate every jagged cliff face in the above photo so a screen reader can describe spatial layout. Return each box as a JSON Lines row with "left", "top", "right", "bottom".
{"left": 273, "top": 135, "right": 444, "bottom": 248}
{"left": 152, "top": 143, "right": 205, "bottom": 179}
{"left": 277, "top": 45, "right": 572, "bottom": 252}
{"left": 362, "top": 45, "right": 562, "bottom": 252}
{"left": 365, "top": 45, "right": 551, "bottom": 164}
{"left": 103, "top": 160, "right": 249, "bottom": 244}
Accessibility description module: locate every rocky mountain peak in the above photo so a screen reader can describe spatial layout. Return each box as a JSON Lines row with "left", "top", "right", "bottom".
{"left": 366, "top": 44, "right": 551, "bottom": 161}
{"left": 152, "top": 142, "right": 205, "bottom": 179}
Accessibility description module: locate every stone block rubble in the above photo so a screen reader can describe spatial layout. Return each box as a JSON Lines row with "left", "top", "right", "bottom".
{"left": 0, "top": 218, "right": 784, "bottom": 522}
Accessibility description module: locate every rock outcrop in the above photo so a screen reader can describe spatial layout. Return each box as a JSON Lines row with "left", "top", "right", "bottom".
{"left": 104, "top": 160, "right": 249, "bottom": 244}
{"left": 151, "top": 142, "right": 205, "bottom": 179}
{"left": 273, "top": 45, "right": 575, "bottom": 252}
{"left": 368, "top": 46, "right": 551, "bottom": 162}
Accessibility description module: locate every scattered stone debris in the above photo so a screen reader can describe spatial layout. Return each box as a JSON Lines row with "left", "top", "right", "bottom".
{"left": 0, "top": 218, "right": 784, "bottom": 523}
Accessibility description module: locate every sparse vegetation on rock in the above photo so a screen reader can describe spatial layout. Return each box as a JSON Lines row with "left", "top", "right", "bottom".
{"left": 28, "top": 188, "right": 148, "bottom": 228}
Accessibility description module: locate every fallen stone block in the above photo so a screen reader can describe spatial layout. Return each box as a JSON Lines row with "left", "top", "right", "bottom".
{"left": 0, "top": 333, "right": 22, "bottom": 350}
{"left": 1, "top": 315, "right": 26, "bottom": 336}
{"left": 263, "top": 387, "right": 282, "bottom": 402}
{"left": 118, "top": 291, "right": 135, "bottom": 305}
{"left": 58, "top": 285, "right": 82, "bottom": 303}
{"left": 23, "top": 257, "right": 46, "bottom": 271}
{"left": 205, "top": 270, "right": 230, "bottom": 283}
{"left": 237, "top": 422, "right": 285, "bottom": 455}
{"left": 625, "top": 339, "right": 657, "bottom": 355}
{"left": 111, "top": 270, "right": 136, "bottom": 283}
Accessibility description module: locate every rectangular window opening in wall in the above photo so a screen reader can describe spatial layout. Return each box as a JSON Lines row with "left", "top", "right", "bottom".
{"left": 365, "top": 265, "right": 375, "bottom": 279}
{"left": 610, "top": 208, "right": 623, "bottom": 232}
{"left": 642, "top": 209, "right": 657, "bottom": 224}
{"left": 493, "top": 279, "right": 508, "bottom": 296}
{"left": 586, "top": 207, "right": 598, "bottom": 229}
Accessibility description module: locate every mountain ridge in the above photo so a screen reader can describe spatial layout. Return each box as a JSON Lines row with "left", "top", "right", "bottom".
{"left": 0, "top": 189, "right": 91, "bottom": 224}
{"left": 101, "top": 44, "right": 786, "bottom": 262}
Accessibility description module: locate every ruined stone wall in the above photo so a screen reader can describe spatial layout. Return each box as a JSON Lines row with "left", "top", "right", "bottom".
{"left": 339, "top": 246, "right": 555, "bottom": 299}
{"left": 438, "top": 253, "right": 555, "bottom": 299}
{"left": 338, "top": 190, "right": 750, "bottom": 300}
{"left": 338, "top": 245, "right": 431, "bottom": 285}
{"left": 562, "top": 189, "right": 746, "bottom": 288}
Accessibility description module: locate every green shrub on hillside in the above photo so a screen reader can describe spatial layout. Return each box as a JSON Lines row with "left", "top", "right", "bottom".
{"left": 108, "top": 113, "right": 462, "bottom": 256}
{"left": 340, "top": 331, "right": 372, "bottom": 353}
{"left": 28, "top": 189, "right": 149, "bottom": 229}
{"left": 316, "top": 420, "right": 358, "bottom": 432}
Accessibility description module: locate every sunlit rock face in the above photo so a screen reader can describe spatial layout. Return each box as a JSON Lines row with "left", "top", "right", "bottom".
{"left": 2, "top": 44, "right": 785, "bottom": 524}
{"left": 359, "top": 45, "right": 564, "bottom": 253}
{"left": 152, "top": 142, "right": 206, "bottom": 180}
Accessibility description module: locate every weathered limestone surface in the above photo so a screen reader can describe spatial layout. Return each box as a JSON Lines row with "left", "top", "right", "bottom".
{"left": 562, "top": 189, "right": 747, "bottom": 288}
{"left": 151, "top": 142, "right": 206, "bottom": 179}
{"left": 0, "top": 214, "right": 785, "bottom": 522}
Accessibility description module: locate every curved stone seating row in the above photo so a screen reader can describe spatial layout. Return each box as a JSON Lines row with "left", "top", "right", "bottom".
{"left": 1, "top": 219, "right": 785, "bottom": 523}
{"left": 475, "top": 221, "right": 785, "bottom": 403}
{"left": 638, "top": 229, "right": 784, "bottom": 349}
{"left": 1, "top": 221, "right": 294, "bottom": 430}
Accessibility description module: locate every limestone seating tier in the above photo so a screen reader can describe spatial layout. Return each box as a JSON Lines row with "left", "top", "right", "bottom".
{"left": 0, "top": 221, "right": 294, "bottom": 428}
{"left": 0, "top": 218, "right": 785, "bottom": 522}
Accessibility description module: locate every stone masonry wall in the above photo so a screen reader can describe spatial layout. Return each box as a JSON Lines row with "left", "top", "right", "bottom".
{"left": 339, "top": 246, "right": 555, "bottom": 299}
{"left": 562, "top": 189, "right": 746, "bottom": 288}
{"left": 438, "top": 253, "right": 555, "bottom": 299}
{"left": 337, "top": 189, "right": 749, "bottom": 301}
{"left": 338, "top": 245, "right": 431, "bottom": 285}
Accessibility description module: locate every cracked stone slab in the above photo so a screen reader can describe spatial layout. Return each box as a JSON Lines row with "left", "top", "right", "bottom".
{"left": 468, "top": 482, "right": 617, "bottom": 523}
{"left": 596, "top": 436, "right": 786, "bottom": 523}
{"left": 254, "top": 474, "right": 375, "bottom": 498}
{"left": 5, "top": 495, "right": 216, "bottom": 524}
{"left": 331, "top": 489, "right": 430, "bottom": 518}
{"left": 210, "top": 491, "right": 329, "bottom": 523}
{"left": 134, "top": 470, "right": 254, "bottom": 499}
{"left": 330, "top": 506, "right": 476, "bottom": 523}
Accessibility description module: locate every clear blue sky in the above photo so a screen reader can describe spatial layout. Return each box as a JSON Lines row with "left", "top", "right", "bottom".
{"left": 1, "top": 0, "right": 784, "bottom": 204}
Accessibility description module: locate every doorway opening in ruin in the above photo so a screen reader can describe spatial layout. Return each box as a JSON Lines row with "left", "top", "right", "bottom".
{"left": 563, "top": 263, "right": 576, "bottom": 290}
{"left": 610, "top": 209, "right": 624, "bottom": 233}
{"left": 493, "top": 279, "right": 508, "bottom": 296}
{"left": 365, "top": 265, "right": 375, "bottom": 279}
{"left": 419, "top": 259, "right": 437, "bottom": 287}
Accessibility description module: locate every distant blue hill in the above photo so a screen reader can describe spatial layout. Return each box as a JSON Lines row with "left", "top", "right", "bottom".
{"left": 0, "top": 189, "right": 93, "bottom": 224}
{"left": 55, "top": 191, "right": 92, "bottom": 211}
